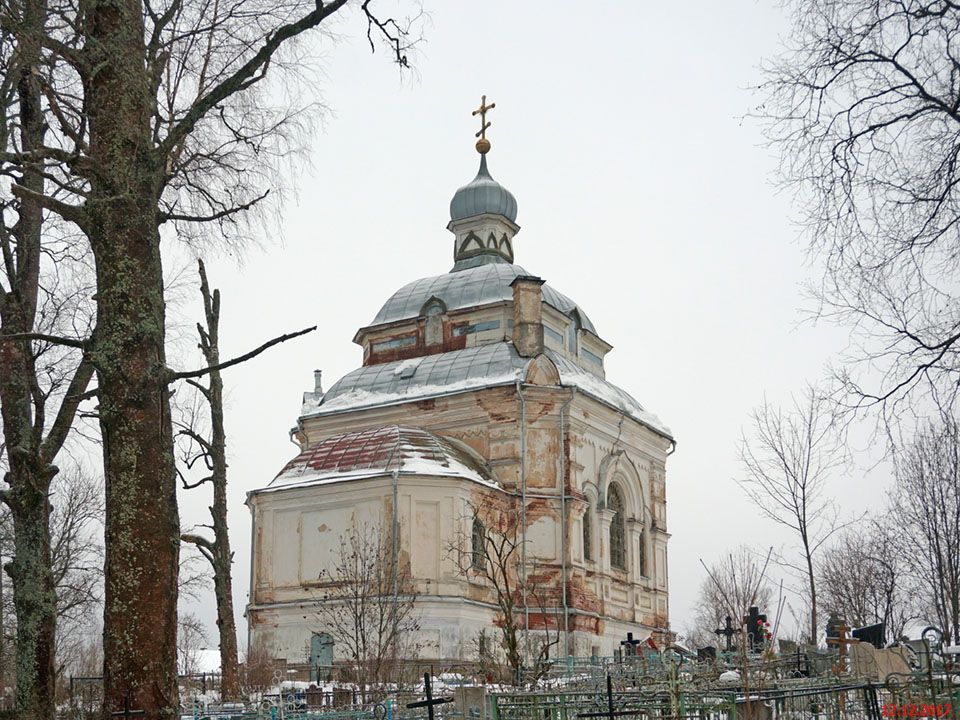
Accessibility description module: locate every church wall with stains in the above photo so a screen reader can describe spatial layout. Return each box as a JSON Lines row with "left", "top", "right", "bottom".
{"left": 246, "top": 135, "right": 675, "bottom": 668}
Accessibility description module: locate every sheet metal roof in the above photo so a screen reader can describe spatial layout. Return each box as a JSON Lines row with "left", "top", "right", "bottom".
{"left": 369, "top": 262, "right": 598, "bottom": 335}
{"left": 450, "top": 154, "right": 518, "bottom": 222}
{"left": 304, "top": 343, "right": 672, "bottom": 439}
{"left": 267, "top": 425, "right": 498, "bottom": 490}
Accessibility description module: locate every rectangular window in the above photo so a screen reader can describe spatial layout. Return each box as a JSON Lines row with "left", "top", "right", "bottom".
{"left": 582, "top": 349, "right": 604, "bottom": 366}
{"left": 372, "top": 335, "right": 416, "bottom": 352}
{"left": 452, "top": 319, "right": 501, "bottom": 337}
{"left": 543, "top": 325, "right": 564, "bottom": 345}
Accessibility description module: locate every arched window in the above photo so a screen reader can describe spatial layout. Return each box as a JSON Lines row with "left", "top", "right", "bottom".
{"left": 608, "top": 484, "right": 626, "bottom": 570}
{"left": 471, "top": 518, "right": 485, "bottom": 570}
{"left": 567, "top": 311, "right": 581, "bottom": 354}
{"left": 582, "top": 502, "right": 593, "bottom": 561}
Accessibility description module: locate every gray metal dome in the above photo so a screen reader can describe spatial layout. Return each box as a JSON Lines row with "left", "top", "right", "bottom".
{"left": 368, "top": 262, "right": 597, "bottom": 334}
{"left": 449, "top": 155, "right": 518, "bottom": 223}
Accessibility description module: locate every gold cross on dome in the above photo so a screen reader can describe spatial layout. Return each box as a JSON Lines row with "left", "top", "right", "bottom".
{"left": 472, "top": 95, "right": 495, "bottom": 153}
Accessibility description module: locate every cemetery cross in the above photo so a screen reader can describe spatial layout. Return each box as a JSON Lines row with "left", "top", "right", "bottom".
{"left": 620, "top": 632, "right": 642, "bottom": 657}
{"left": 407, "top": 673, "right": 453, "bottom": 720}
{"left": 577, "top": 675, "right": 646, "bottom": 720}
{"left": 714, "top": 615, "right": 737, "bottom": 651}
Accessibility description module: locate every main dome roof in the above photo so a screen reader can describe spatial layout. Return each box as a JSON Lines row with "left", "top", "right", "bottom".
{"left": 449, "top": 155, "right": 517, "bottom": 223}
{"left": 369, "top": 262, "right": 597, "bottom": 334}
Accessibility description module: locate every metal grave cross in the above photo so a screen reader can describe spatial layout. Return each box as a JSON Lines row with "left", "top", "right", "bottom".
{"left": 578, "top": 675, "right": 646, "bottom": 720}
{"left": 110, "top": 691, "right": 145, "bottom": 719}
{"left": 714, "top": 615, "right": 737, "bottom": 651}
{"left": 620, "top": 632, "right": 642, "bottom": 657}
{"left": 407, "top": 673, "right": 453, "bottom": 720}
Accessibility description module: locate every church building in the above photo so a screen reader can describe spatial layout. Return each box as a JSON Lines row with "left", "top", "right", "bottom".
{"left": 246, "top": 101, "right": 675, "bottom": 671}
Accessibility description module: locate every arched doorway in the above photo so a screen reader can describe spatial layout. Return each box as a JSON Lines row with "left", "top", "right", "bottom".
{"left": 309, "top": 632, "right": 333, "bottom": 682}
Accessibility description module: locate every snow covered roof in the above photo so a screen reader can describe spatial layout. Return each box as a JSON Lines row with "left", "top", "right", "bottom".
{"left": 304, "top": 343, "right": 523, "bottom": 417}
{"left": 303, "top": 343, "right": 672, "bottom": 440}
{"left": 369, "top": 262, "right": 598, "bottom": 335}
{"left": 547, "top": 352, "right": 672, "bottom": 439}
{"left": 266, "top": 425, "right": 499, "bottom": 490}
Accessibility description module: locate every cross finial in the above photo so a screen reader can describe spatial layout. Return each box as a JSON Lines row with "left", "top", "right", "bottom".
{"left": 472, "top": 95, "right": 496, "bottom": 154}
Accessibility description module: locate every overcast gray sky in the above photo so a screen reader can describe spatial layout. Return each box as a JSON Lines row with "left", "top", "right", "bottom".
{"left": 176, "top": 0, "right": 892, "bottom": 653}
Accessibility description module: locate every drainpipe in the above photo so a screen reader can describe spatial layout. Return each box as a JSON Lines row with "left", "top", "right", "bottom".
{"left": 558, "top": 389, "right": 577, "bottom": 658}
{"left": 392, "top": 469, "right": 400, "bottom": 600}
{"left": 516, "top": 379, "right": 529, "bottom": 665}
{"left": 246, "top": 492, "right": 258, "bottom": 655}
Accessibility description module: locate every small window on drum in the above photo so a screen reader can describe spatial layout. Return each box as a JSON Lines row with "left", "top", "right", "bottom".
{"left": 471, "top": 518, "right": 485, "bottom": 570}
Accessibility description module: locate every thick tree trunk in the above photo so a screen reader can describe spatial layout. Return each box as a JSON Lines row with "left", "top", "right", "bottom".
{"left": 84, "top": 1, "right": 180, "bottom": 717}
{"left": 0, "top": 0, "right": 58, "bottom": 715}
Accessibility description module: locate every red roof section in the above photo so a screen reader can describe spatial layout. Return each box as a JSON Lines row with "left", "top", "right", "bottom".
{"left": 273, "top": 425, "right": 495, "bottom": 485}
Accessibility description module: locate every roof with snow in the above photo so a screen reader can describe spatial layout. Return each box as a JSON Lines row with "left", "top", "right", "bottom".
{"left": 265, "top": 425, "right": 499, "bottom": 491}
{"left": 303, "top": 343, "right": 672, "bottom": 439}
{"left": 369, "top": 262, "right": 598, "bottom": 335}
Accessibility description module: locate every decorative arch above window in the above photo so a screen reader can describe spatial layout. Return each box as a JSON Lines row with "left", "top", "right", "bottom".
{"left": 608, "top": 483, "right": 626, "bottom": 570}
{"left": 420, "top": 296, "right": 447, "bottom": 317}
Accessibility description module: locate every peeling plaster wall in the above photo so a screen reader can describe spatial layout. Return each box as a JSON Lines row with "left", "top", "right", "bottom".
{"left": 248, "top": 378, "right": 671, "bottom": 664}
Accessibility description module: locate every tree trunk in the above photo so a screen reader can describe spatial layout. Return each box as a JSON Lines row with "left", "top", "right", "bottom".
{"left": 0, "top": 0, "right": 58, "bottom": 714}
{"left": 804, "top": 539, "right": 818, "bottom": 645}
{"left": 84, "top": 1, "right": 180, "bottom": 717}
{"left": 196, "top": 262, "right": 240, "bottom": 699}
{"left": 209, "top": 385, "right": 239, "bottom": 700}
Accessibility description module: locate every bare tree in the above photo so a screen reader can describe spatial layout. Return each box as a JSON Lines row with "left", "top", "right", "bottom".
{"left": 0, "top": 469, "right": 103, "bottom": 700}
{"left": 0, "top": 1, "right": 421, "bottom": 716}
{"left": 447, "top": 503, "right": 559, "bottom": 686}
{"left": 312, "top": 521, "right": 419, "bottom": 695}
{"left": 819, "top": 520, "right": 912, "bottom": 643}
{"left": 50, "top": 471, "right": 103, "bottom": 684}
{"left": 737, "top": 386, "right": 846, "bottom": 643}
{"left": 889, "top": 411, "right": 960, "bottom": 644}
{"left": 176, "top": 613, "right": 209, "bottom": 677}
{"left": 692, "top": 546, "right": 774, "bottom": 650}
{"left": 0, "top": 2, "right": 96, "bottom": 711}
{"left": 176, "top": 260, "right": 243, "bottom": 700}
{"left": 761, "top": 1, "right": 960, "bottom": 420}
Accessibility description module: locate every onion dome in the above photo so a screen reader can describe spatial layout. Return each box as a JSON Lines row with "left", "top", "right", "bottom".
{"left": 449, "top": 155, "right": 518, "bottom": 223}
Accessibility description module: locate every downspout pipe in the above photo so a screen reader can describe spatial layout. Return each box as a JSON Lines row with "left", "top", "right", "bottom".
{"left": 516, "top": 379, "right": 529, "bottom": 665}
{"left": 558, "top": 388, "right": 577, "bottom": 658}
{"left": 392, "top": 469, "right": 400, "bottom": 600}
{"left": 245, "top": 492, "right": 257, "bottom": 655}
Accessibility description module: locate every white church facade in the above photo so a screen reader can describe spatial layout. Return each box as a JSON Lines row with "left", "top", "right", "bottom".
{"left": 245, "top": 109, "right": 675, "bottom": 670}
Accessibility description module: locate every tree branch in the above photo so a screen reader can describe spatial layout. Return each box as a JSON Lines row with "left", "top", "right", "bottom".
{"left": 0, "top": 331, "right": 87, "bottom": 349}
{"left": 167, "top": 325, "right": 315, "bottom": 381}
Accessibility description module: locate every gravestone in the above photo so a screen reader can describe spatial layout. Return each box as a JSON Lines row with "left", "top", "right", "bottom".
{"left": 778, "top": 638, "right": 797, "bottom": 655}
{"left": 697, "top": 646, "right": 717, "bottom": 662}
{"left": 743, "top": 606, "right": 767, "bottom": 652}
{"left": 306, "top": 684, "right": 324, "bottom": 709}
{"left": 852, "top": 623, "right": 885, "bottom": 649}
{"left": 454, "top": 687, "right": 486, "bottom": 720}
{"left": 825, "top": 611, "right": 845, "bottom": 640}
